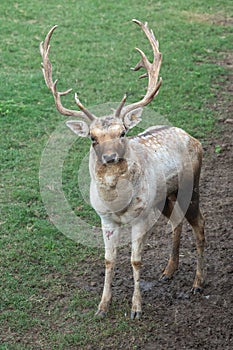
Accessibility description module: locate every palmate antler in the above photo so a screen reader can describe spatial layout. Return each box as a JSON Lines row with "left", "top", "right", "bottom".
{"left": 40, "top": 26, "right": 96, "bottom": 122}
{"left": 118, "top": 19, "right": 162, "bottom": 119}
{"left": 40, "top": 19, "right": 162, "bottom": 122}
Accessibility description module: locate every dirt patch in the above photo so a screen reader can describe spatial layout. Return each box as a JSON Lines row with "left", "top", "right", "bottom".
{"left": 72, "top": 56, "right": 233, "bottom": 349}
{"left": 182, "top": 11, "right": 233, "bottom": 27}
{"left": 79, "top": 120, "right": 233, "bottom": 349}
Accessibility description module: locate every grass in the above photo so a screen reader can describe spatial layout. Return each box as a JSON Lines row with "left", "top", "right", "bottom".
{"left": 0, "top": 0, "right": 232, "bottom": 348}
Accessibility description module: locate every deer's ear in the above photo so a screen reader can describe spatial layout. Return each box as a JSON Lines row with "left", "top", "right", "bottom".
{"left": 123, "top": 108, "right": 143, "bottom": 130}
{"left": 66, "top": 120, "right": 89, "bottom": 137}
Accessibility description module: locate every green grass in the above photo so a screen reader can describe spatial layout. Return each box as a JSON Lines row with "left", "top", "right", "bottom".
{"left": 0, "top": 0, "right": 232, "bottom": 348}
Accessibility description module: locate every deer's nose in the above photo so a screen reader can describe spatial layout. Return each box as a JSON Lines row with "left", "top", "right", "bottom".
{"left": 102, "top": 153, "right": 118, "bottom": 164}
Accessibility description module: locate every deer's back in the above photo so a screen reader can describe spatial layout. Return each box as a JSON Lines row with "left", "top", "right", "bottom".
{"left": 130, "top": 125, "right": 202, "bottom": 163}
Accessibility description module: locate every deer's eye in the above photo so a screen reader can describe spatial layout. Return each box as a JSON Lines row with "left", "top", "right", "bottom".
{"left": 90, "top": 135, "right": 98, "bottom": 145}
{"left": 120, "top": 131, "right": 126, "bottom": 138}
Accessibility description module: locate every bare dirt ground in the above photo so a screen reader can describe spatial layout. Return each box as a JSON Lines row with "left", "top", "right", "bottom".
{"left": 76, "top": 57, "right": 233, "bottom": 349}
{"left": 82, "top": 126, "right": 232, "bottom": 349}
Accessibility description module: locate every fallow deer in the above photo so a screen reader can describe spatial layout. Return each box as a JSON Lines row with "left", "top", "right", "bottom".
{"left": 40, "top": 19, "right": 205, "bottom": 319}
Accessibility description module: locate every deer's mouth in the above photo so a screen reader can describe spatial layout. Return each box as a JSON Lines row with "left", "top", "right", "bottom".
{"left": 104, "top": 158, "right": 125, "bottom": 166}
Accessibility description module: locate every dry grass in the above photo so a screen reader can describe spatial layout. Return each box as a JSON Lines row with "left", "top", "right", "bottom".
{"left": 182, "top": 11, "right": 233, "bottom": 26}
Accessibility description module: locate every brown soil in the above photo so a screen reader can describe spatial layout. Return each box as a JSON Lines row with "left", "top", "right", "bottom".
{"left": 77, "top": 58, "right": 233, "bottom": 349}
{"left": 81, "top": 125, "right": 233, "bottom": 349}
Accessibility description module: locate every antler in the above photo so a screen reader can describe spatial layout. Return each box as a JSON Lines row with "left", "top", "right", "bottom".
{"left": 40, "top": 26, "right": 96, "bottom": 122}
{"left": 119, "top": 19, "right": 162, "bottom": 118}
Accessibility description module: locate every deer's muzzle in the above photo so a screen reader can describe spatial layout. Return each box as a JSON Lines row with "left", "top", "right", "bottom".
{"left": 102, "top": 153, "right": 118, "bottom": 164}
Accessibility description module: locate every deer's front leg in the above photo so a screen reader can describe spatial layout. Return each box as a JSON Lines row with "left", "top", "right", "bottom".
{"left": 96, "top": 221, "right": 119, "bottom": 317}
{"left": 131, "top": 224, "right": 148, "bottom": 319}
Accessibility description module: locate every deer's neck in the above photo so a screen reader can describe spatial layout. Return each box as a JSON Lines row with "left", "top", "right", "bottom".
{"left": 90, "top": 147, "right": 141, "bottom": 211}
{"left": 95, "top": 159, "right": 128, "bottom": 186}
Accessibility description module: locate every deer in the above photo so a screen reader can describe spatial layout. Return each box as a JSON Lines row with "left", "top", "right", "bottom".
{"left": 40, "top": 19, "right": 205, "bottom": 319}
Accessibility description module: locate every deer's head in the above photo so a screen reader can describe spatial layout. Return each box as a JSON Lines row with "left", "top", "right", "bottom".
{"left": 66, "top": 105, "right": 143, "bottom": 164}
{"left": 40, "top": 20, "right": 162, "bottom": 165}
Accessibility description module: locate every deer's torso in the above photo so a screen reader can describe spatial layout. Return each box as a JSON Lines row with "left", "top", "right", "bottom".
{"left": 90, "top": 126, "right": 202, "bottom": 225}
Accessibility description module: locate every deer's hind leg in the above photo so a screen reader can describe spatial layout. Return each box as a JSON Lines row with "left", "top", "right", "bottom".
{"left": 185, "top": 192, "right": 205, "bottom": 293}
{"left": 161, "top": 195, "right": 183, "bottom": 280}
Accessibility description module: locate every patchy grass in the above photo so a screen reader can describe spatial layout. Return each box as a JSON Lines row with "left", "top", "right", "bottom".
{"left": 0, "top": 0, "right": 232, "bottom": 348}
{"left": 182, "top": 10, "right": 233, "bottom": 26}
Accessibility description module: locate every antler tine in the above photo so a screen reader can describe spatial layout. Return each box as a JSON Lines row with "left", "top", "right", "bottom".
{"left": 40, "top": 26, "right": 96, "bottom": 122}
{"left": 74, "top": 93, "right": 96, "bottom": 121}
{"left": 115, "top": 94, "right": 127, "bottom": 118}
{"left": 120, "top": 19, "right": 162, "bottom": 119}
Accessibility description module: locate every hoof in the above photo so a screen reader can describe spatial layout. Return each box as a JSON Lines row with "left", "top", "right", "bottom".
{"left": 95, "top": 309, "right": 107, "bottom": 318}
{"left": 160, "top": 274, "right": 171, "bottom": 282}
{"left": 131, "top": 311, "right": 142, "bottom": 320}
{"left": 191, "top": 287, "right": 203, "bottom": 295}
